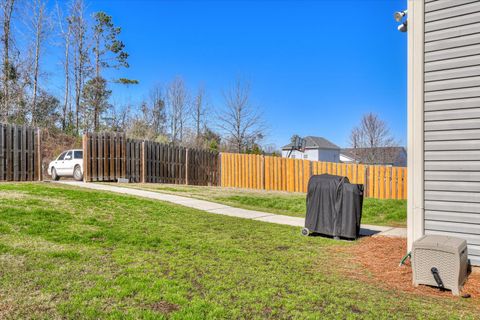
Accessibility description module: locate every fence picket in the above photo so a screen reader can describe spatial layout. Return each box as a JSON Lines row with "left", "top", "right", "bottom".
{"left": 385, "top": 167, "right": 391, "bottom": 199}
{"left": 380, "top": 166, "right": 386, "bottom": 199}
{"left": 21, "top": 126, "right": 26, "bottom": 181}
{"left": 13, "top": 126, "right": 18, "bottom": 181}
{"left": 370, "top": 166, "right": 375, "bottom": 198}
{"left": 303, "top": 160, "right": 310, "bottom": 192}
{"left": 293, "top": 159, "right": 298, "bottom": 192}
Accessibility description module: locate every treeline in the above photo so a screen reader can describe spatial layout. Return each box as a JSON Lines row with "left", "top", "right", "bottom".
{"left": 121, "top": 76, "right": 267, "bottom": 153}
{"left": 0, "top": 0, "right": 134, "bottom": 133}
{"left": 0, "top": 0, "right": 269, "bottom": 153}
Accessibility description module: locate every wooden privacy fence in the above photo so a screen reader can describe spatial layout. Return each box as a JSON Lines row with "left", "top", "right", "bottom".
{"left": 83, "top": 132, "right": 130, "bottom": 182}
{"left": 186, "top": 148, "right": 219, "bottom": 186}
{"left": 84, "top": 132, "right": 219, "bottom": 186}
{"left": 220, "top": 153, "right": 407, "bottom": 200}
{"left": 0, "top": 123, "right": 42, "bottom": 181}
{"left": 143, "top": 141, "right": 186, "bottom": 184}
{"left": 83, "top": 134, "right": 404, "bottom": 199}
{"left": 143, "top": 142, "right": 219, "bottom": 185}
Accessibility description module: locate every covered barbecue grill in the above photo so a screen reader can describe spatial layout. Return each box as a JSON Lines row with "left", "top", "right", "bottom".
{"left": 302, "top": 174, "right": 364, "bottom": 240}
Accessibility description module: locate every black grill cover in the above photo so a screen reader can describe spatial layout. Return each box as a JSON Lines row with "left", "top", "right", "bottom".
{"left": 305, "top": 174, "right": 364, "bottom": 239}
{"left": 339, "top": 183, "right": 364, "bottom": 238}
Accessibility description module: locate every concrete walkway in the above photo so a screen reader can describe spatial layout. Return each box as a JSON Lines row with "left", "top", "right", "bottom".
{"left": 55, "top": 181, "right": 406, "bottom": 238}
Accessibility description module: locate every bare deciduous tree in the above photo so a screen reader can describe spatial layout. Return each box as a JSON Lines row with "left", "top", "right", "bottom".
{"left": 192, "top": 86, "right": 207, "bottom": 147}
{"left": 125, "top": 86, "right": 167, "bottom": 141}
{"left": 349, "top": 127, "right": 361, "bottom": 149}
{"left": 56, "top": 1, "right": 72, "bottom": 130}
{"left": 349, "top": 112, "right": 398, "bottom": 164}
{"left": 127, "top": 101, "right": 154, "bottom": 140}
{"left": 167, "top": 76, "right": 189, "bottom": 145}
{"left": 25, "top": 0, "right": 50, "bottom": 126}
{"left": 149, "top": 85, "right": 166, "bottom": 137}
{"left": 69, "top": 0, "right": 89, "bottom": 133}
{"left": 107, "top": 103, "right": 130, "bottom": 132}
{"left": 218, "top": 80, "right": 265, "bottom": 153}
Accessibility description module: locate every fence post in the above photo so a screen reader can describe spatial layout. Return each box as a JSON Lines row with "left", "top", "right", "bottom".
{"left": 141, "top": 140, "right": 146, "bottom": 183}
{"left": 219, "top": 152, "right": 223, "bottom": 187}
{"left": 364, "top": 166, "right": 369, "bottom": 198}
{"left": 185, "top": 148, "right": 189, "bottom": 185}
{"left": 260, "top": 155, "right": 265, "bottom": 190}
{"left": 36, "top": 128, "right": 42, "bottom": 181}
{"left": 82, "top": 134, "right": 87, "bottom": 182}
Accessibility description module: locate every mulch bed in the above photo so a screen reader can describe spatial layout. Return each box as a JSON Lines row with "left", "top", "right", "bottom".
{"left": 332, "top": 236, "right": 480, "bottom": 300}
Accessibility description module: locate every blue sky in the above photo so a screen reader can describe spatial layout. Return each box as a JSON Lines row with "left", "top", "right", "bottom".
{"left": 47, "top": 0, "right": 407, "bottom": 149}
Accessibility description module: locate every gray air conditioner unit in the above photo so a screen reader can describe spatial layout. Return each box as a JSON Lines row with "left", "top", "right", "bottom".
{"left": 412, "top": 235, "right": 468, "bottom": 296}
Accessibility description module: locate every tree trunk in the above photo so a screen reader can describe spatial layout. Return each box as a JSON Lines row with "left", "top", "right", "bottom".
{"left": 74, "top": 40, "right": 84, "bottom": 135}
{"left": 196, "top": 110, "right": 200, "bottom": 142}
{"left": 75, "top": 69, "right": 81, "bottom": 134}
{"left": 95, "top": 36, "right": 100, "bottom": 78}
{"left": 2, "top": 0, "right": 14, "bottom": 122}
{"left": 31, "top": 4, "right": 43, "bottom": 127}
{"left": 93, "top": 36, "right": 100, "bottom": 132}
{"left": 62, "top": 27, "right": 70, "bottom": 131}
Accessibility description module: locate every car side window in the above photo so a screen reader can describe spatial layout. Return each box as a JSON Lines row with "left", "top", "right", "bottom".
{"left": 57, "top": 152, "right": 67, "bottom": 161}
{"left": 74, "top": 151, "right": 83, "bottom": 159}
{"left": 64, "top": 151, "right": 73, "bottom": 160}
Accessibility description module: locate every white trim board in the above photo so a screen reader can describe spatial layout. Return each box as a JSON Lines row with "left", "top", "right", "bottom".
{"left": 407, "top": 0, "right": 425, "bottom": 251}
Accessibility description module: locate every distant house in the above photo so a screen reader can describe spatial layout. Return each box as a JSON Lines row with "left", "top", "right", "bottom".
{"left": 339, "top": 152, "right": 357, "bottom": 164}
{"left": 281, "top": 136, "right": 340, "bottom": 162}
{"left": 340, "top": 147, "right": 407, "bottom": 167}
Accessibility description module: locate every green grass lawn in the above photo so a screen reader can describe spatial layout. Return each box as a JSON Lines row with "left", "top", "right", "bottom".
{"left": 114, "top": 183, "right": 407, "bottom": 227}
{"left": 0, "top": 182, "right": 476, "bottom": 319}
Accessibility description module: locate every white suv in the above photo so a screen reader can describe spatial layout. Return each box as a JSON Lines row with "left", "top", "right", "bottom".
{"left": 48, "top": 149, "right": 84, "bottom": 181}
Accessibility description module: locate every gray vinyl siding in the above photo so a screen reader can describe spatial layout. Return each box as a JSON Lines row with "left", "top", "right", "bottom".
{"left": 424, "top": 0, "right": 480, "bottom": 266}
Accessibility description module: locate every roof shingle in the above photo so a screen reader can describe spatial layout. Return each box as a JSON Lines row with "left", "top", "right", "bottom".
{"left": 282, "top": 136, "right": 340, "bottom": 150}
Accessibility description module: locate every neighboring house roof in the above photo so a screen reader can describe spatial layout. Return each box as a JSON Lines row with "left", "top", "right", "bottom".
{"left": 340, "top": 147, "right": 407, "bottom": 166}
{"left": 339, "top": 153, "right": 356, "bottom": 162}
{"left": 282, "top": 136, "right": 340, "bottom": 150}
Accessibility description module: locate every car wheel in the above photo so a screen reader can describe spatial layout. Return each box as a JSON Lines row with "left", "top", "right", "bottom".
{"left": 74, "top": 165, "right": 83, "bottom": 181}
{"left": 51, "top": 168, "right": 60, "bottom": 181}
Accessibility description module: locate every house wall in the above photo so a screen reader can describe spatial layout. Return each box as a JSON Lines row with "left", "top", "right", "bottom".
{"left": 281, "top": 149, "right": 318, "bottom": 160}
{"left": 281, "top": 148, "right": 340, "bottom": 162}
{"left": 318, "top": 149, "right": 340, "bottom": 162}
{"left": 408, "top": 0, "right": 480, "bottom": 266}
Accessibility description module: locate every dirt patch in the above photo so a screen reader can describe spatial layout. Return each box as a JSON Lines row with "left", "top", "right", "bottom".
{"left": 0, "top": 191, "right": 28, "bottom": 199}
{"left": 333, "top": 236, "right": 480, "bottom": 300}
{"left": 0, "top": 298, "right": 15, "bottom": 319}
{"left": 150, "top": 301, "right": 180, "bottom": 314}
{"left": 350, "top": 305, "right": 362, "bottom": 314}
